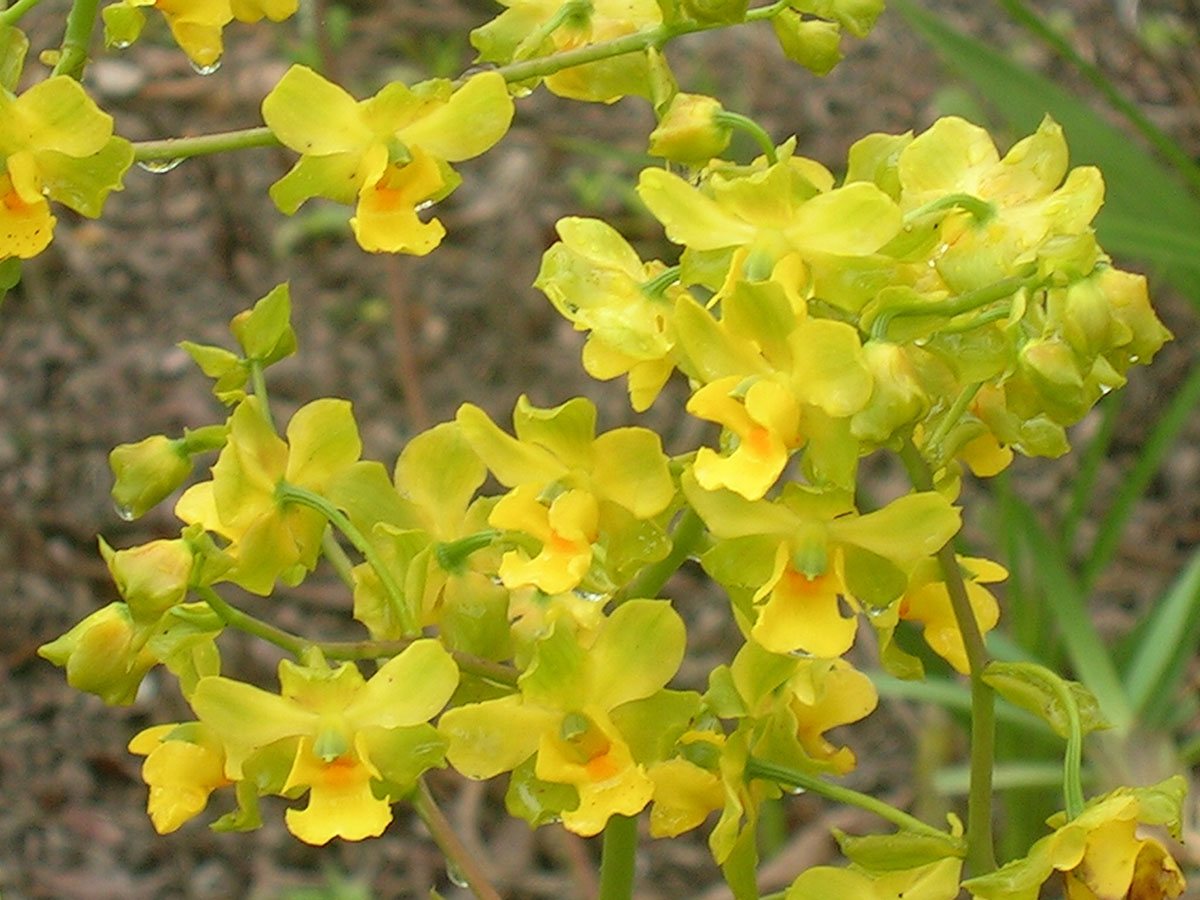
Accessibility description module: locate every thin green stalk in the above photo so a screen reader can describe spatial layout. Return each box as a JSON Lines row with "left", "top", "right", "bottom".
{"left": 923, "top": 381, "right": 982, "bottom": 467}
{"left": 321, "top": 530, "right": 356, "bottom": 588}
{"left": 249, "top": 359, "right": 276, "bottom": 432}
{"left": 0, "top": 0, "right": 45, "bottom": 26}
{"left": 490, "top": 0, "right": 789, "bottom": 86}
{"left": 197, "top": 585, "right": 519, "bottom": 684}
{"left": 900, "top": 440, "right": 997, "bottom": 875}
{"left": 996, "top": 0, "right": 1200, "bottom": 197}
{"left": 597, "top": 814, "right": 639, "bottom": 900}
{"left": 278, "top": 482, "right": 417, "bottom": 635}
{"left": 744, "top": 757, "right": 953, "bottom": 841}
{"left": 902, "top": 192, "right": 996, "bottom": 225}
{"left": 618, "top": 506, "right": 704, "bottom": 604}
{"left": 869, "top": 272, "right": 1034, "bottom": 339}
{"left": 412, "top": 778, "right": 504, "bottom": 900}
{"left": 1042, "top": 671, "right": 1085, "bottom": 818}
{"left": 50, "top": 0, "right": 100, "bottom": 79}
{"left": 197, "top": 585, "right": 309, "bottom": 656}
{"left": 131, "top": 127, "right": 280, "bottom": 164}
{"left": 641, "top": 264, "right": 682, "bottom": 300}
{"left": 713, "top": 111, "right": 778, "bottom": 164}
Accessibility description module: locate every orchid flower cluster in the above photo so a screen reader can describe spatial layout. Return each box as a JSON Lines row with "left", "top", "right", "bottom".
{"left": 16, "top": 0, "right": 1188, "bottom": 897}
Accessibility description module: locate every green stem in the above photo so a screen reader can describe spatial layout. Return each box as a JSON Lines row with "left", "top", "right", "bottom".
{"left": 321, "top": 530, "right": 356, "bottom": 588}
{"left": 744, "top": 757, "right": 953, "bottom": 841}
{"left": 50, "top": 0, "right": 100, "bottom": 79}
{"left": 869, "top": 272, "right": 1034, "bottom": 340}
{"left": 1042, "top": 670, "right": 1085, "bottom": 819}
{"left": 490, "top": 0, "right": 790, "bottom": 86}
{"left": 197, "top": 585, "right": 519, "bottom": 685}
{"left": 923, "top": 381, "right": 982, "bottom": 468}
{"left": 640, "top": 265, "right": 682, "bottom": 300}
{"left": 412, "top": 778, "right": 504, "bottom": 900}
{"left": 902, "top": 192, "right": 996, "bottom": 225}
{"left": 618, "top": 507, "right": 705, "bottom": 604}
{"left": 131, "top": 127, "right": 280, "bottom": 164}
{"left": 899, "top": 440, "right": 997, "bottom": 875}
{"left": 996, "top": 0, "right": 1200, "bottom": 197}
{"left": 249, "top": 359, "right": 276, "bottom": 432}
{"left": 278, "top": 482, "right": 417, "bottom": 635}
{"left": 597, "top": 814, "right": 639, "bottom": 900}
{"left": 197, "top": 585, "right": 309, "bottom": 656}
{"left": 0, "top": 0, "right": 45, "bottom": 26}
{"left": 713, "top": 111, "right": 777, "bottom": 164}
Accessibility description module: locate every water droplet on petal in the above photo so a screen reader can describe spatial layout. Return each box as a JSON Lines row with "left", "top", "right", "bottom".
{"left": 136, "top": 158, "right": 184, "bottom": 174}
{"left": 112, "top": 39, "right": 132, "bottom": 49}
{"left": 114, "top": 502, "right": 136, "bottom": 521}
{"left": 189, "top": 58, "right": 221, "bottom": 75}
{"left": 414, "top": 199, "right": 435, "bottom": 212}
{"left": 446, "top": 862, "right": 468, "bottom": 889}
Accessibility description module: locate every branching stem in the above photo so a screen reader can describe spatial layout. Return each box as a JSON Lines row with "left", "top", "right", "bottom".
{"left": 49, "top": 0, "right": 99, "bottom": 79}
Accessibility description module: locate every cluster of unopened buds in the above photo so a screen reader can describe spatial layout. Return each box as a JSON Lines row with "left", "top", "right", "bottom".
{"left": 19, "top": 0, "right": 1188, "bottom": 897}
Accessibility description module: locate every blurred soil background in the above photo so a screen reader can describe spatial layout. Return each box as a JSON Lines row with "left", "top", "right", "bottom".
{"left": 2, "top": 0, "right": 1200, "bottom": 898}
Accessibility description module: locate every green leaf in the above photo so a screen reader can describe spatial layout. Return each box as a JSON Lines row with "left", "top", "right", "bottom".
{"left": 1122, "top": 549, "right": 1200, "bottom": 728}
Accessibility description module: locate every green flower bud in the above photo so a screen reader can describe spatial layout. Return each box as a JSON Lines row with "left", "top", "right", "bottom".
{"left": 99, "top": 536, "right": 194, "bottom": 624}
{"left": 771, "top": 10, "right": 842, "bottom": 76}
{"left": 648, "top": 93, "right": 732, "bottom": 165}
{"left": 110, "top": 434, "right": 192, "bottom": 519}
{"left": 39, "top": 603, "right": 157, "bottom": 705}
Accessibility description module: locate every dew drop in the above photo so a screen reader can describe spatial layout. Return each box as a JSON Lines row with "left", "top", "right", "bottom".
{"left": 112, "top": 39, "right": 132, "bottom": 49}
{"left": 114, "top": 501, "right": 136, "bottom": 521}
{"left": 446, "top": 862, "right": 469, "bottom": 889}
{"left": 189, "top": 58, "right": 221, "bottom": 75}
{"left": 414, "top": 199, "right": 435, "bottom": 212}
{"left": 573, "top": 590, "right": 607, "bottom": 604}
{"left": 136, "top": 158, "right": 184, "bottom": 174}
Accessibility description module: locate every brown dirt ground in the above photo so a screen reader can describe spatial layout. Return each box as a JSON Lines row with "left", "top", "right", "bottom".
{"left": 3, "top": 1, "right": 1200, "bottom": 898}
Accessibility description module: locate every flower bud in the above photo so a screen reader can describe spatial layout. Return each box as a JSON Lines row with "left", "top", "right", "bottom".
{"left": 39, "top": 603, "right": 157, "bottom": 705}
{"left": 100, "top": 536, "right": 193, "bottom": 624}
{"left": 110, "top": 434, "right": 191, "bottom": 519}
{"left": 648, "top": 93, "right": 732, "bottom": 165}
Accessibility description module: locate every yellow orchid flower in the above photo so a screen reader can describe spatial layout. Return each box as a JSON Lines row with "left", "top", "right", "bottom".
{"left": 128, "top": 723, "right": 231, "bottom": 833}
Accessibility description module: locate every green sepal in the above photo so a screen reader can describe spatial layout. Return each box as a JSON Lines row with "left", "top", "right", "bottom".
{"left": 0, "top": 25, "right": 28, "bottom": 92}
{"left": 868, "top": 601, "right": 925, "bottom": 680}
{"left": 982, "top": 661, "right": 1110, "bottom": 739}
{"left": 700, "top": 534, "right": 778, "bottom": 590}
{"left": 610, "top": 689, "right": 703, "bottom": 764}
{"left": 683, "top": 0, "right": 748, "bottom": 24}
{"left": 178, "top": 340, "right": 248, "bottom": 404}
{"left": 791, "top": 0, "right": 884, "bottom": 36}
{"left": 588, "top": 599, "right": 686, "bottom": 711}
{"left": 512, "top": 394, "right": 596, "bottom": 470}
{"left": 771, "top": 10, "right": 842, "bottom": 76}
{"left": 38, "top": 137, "right": 133, "bottom": 218}
{"left": 362, "top": 723, "right": 447, "bottom": 793}
{"left": 209, "top": 737, "right": 298, "bottom": 831}
{"left": 395, "top": 422, "right": 486, "bottom": 535}
{"left": 705, "top": 664, "right": 748, "bottom": 718}
{"left": 230, "top": 283, "right": 296, "bottom": 366}
{"left": 519, "top": 619, "right": 587, "bottom": 709}
{"left": 729, "top": 640, "right": 798, "bottom": 709}
{"left": 438, "top": 571, "right": 512, "bottom": 661}
{"left": 845, "top": 130, "right": 912, "bottom": 200}
{"left": 842, "top": 543, "right": 908, "bottom": 607}
{"left": 833, "top": 828, "right": 965, "bottom": 874}
{"left": 505, "top": 754, "right": 579, "bottom": 828}
{"left": 182, "top": 424, "right": 229, "bottom": 454}
{"left": 328, "top": 460, "right": 421, "bottom": 540}
{"left": 101, "top": 3, "right": 146, "bottom": 52}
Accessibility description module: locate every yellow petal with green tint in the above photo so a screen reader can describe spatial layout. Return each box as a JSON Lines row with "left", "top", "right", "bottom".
{"left": 512, "top": 395, "right": 597, "bottom": 471}
{"left": 284, "top": 397, "right": 361, "bottom": 491}
{"left": 647, "top": 757, "right": 723, "bottom": 838}
{"left": 211, "top": 397, "right": 287, "bottom": 533}
{"left": 440, "top": 694, "right": 552, "bottom": 779}
{"left": 457, "top": 403, "right": 567, "bottom": 486}
{"left": 262, "top": 65, "right": 373, "bottom": 155}
{"left": 4, "top": 76, "right": 113, "bottom": 158}
{"left": 398, "top": 71, "right": 514, "bottom": 162}
{"left": 590, "top": 427, "right": 673, "bottom": 518}
{"left": 269, "top": 149, "right": 376, "bottom": 213}
{"left": 681, "top": 468, "right": 797, "bottom": 540}
{"left": 587, "top": 600, "right": 685, "bottom": 710}
{"left": 752, "top": 565, "right": 856, "bottom": 658}
{"left": 788, "top": 317, "right": 873, "bottom": 417}
{"left": 36, "top": 137, "right": 133, "bottom": 217}
{"left": 638, "top": 167, "right": 757, "bottom": 251}
{"left": 784, "top": 181, "right": 903, "bottom": 256}
{"left": 829, "top": 491, "right": 960, "bottom": 570}
{"left": 985, "top": 116, "right": 1068, "bottom": 204}
{"left": 394, "top": 422, "right": 486, "bottom": 536}
{"left": 282, "top": 734, "right": 391, "bottom": 844}
{"left": 190, "top": 676, "right": 318, "bottom": 776}
{"left": 344, "top": 639, "right": 457, "bottom": 729}
{"left": 898, "top": 116, "right": 999, "bottom": 199}
{"left": 136, "top": 731, "right": 228, "bottom": 833}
